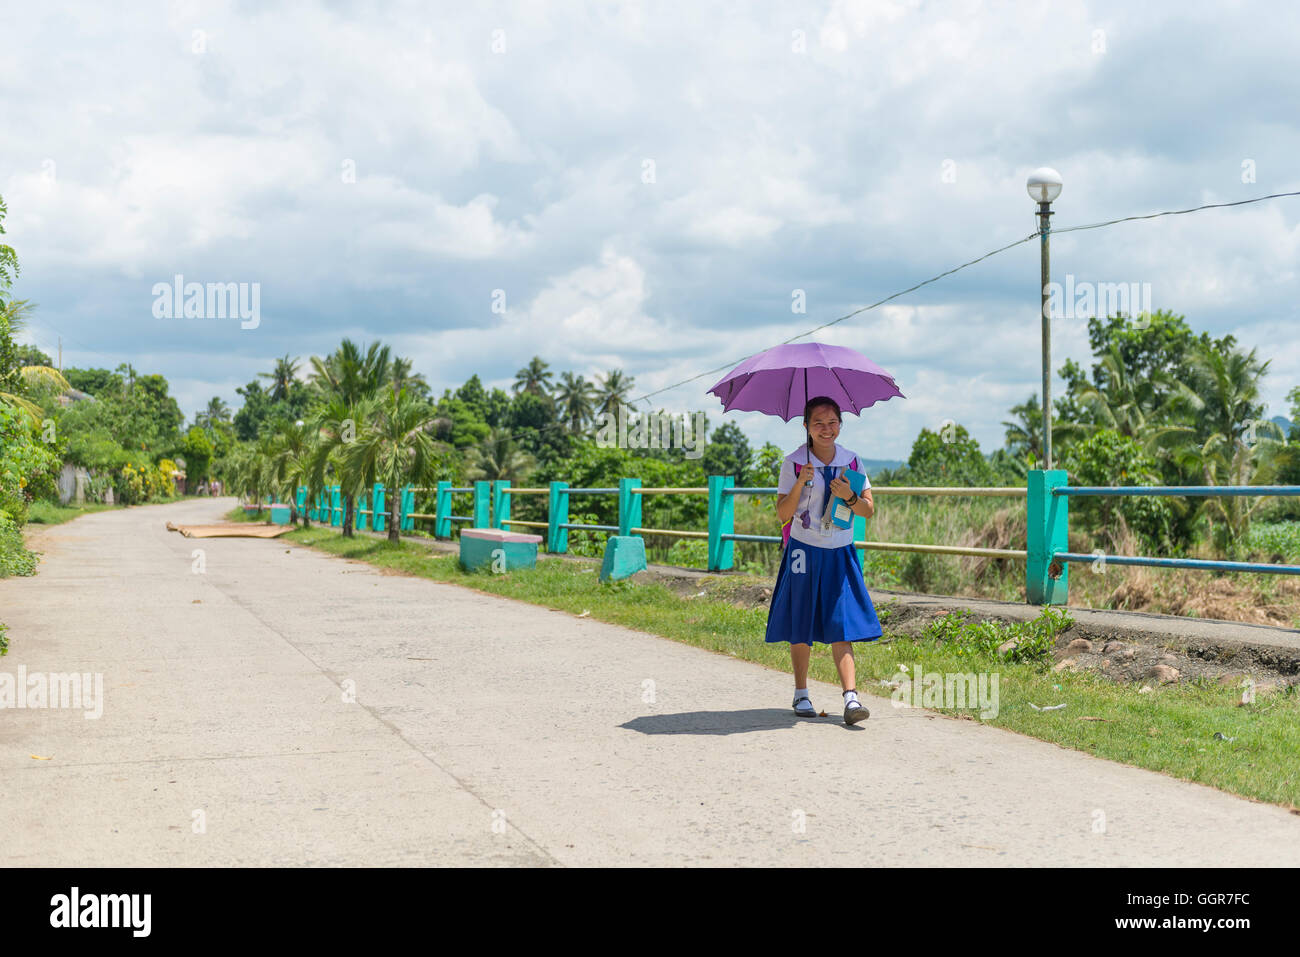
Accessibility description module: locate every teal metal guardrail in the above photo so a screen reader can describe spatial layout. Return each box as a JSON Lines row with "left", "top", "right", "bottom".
{"left": 294, "top": 469, "right": 1292, "bottom": 607}
{"left": 1026, "top": 469, "right": 1300, "bottom": 605}
{"left": 301, "top": 484, "right": 413, "bottom": 532}
{"left": 299, "top": 478, "right": 1027, "bottom": 576}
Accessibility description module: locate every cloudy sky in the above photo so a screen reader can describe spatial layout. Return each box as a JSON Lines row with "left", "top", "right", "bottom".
{"left": 3, "top": 0, "right": 1298, "bottom": 460}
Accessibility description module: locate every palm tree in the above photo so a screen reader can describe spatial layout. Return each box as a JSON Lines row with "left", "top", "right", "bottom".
{"left": 389, "top": 356, "right": 429, "bottom": 399}
{"left": 0, "top": 297, "right": 37, "bottom": 333}
{"left": 115, "top": 362, "right": 137, "bottom": 395}
{"left": 1149, "top": 342, "right": 1283, "bottom": 552}
{"left": 513, "top": 356, "right": 553, "bottom": 397}
{"left": 310, "top": 340, "right": 392, "bottom": 404}
{"left": 988, "top": 447, "right": 1029, "bottom": 484}
{"left": 311, "top": 395, "right": 362, "bottom": 536}
{"left": 465, "top": 428, "right": 536, "bottom": 483}
{"left": 1001, "top": 393, "right": 1087, "bottom": 466}
{"left": 1164, "top": 429, "right": 1286, "bottom": 555}
{"left": 1002, "top": 395, "right": 1043, "bottom": 462}
{"left": 258, "top": 354, "right": 300, "bottom": 402}
{"left": 1071, "top": 344, "right": 1179, "bottom": 446}
{"left": 223, "top": 442, "right": 273, "bottom": 514}
{"left": 196, "top": 396, "right": 232, "bottom": 431}
{"left": 308, "top": 340, "right": 392, "bottom": 536}
{"left": 265, "top": 417, "right": 314, "bottom": 524}
{"left": 0, "top": 302, "right": 72, "bottom": 420}
{"left": 555, "top": 371, "right": 597, "bottom": 434}
{"left": 0, "top": 365, "right": 71, "bottom": 420}
{"left": 594, "top": 369, "right": 635, "bottom": 418}
{"left": 340, "top": 388, "right": 444, "bottom": 542}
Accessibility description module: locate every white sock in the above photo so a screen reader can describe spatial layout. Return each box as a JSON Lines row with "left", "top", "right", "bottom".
{"left": 794, "top": 687, "right": 809, "bottom": 701}
{"left": 843, "top": 690, "right": 861, "bottom": 707}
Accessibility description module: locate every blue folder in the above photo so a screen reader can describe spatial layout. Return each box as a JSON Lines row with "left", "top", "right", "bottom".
{"left": 827, "top": 468, "right": 867, "bottom": 530}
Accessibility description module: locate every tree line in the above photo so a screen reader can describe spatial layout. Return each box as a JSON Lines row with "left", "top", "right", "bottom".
{"left": 4, "top": 180, "right": 1300, "bottom": 562}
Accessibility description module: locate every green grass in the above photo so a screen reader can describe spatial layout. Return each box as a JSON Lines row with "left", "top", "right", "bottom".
{"left": 285, "top": 525, "right": 1300, "bottom": 809}
{"left": 224, "top": 506, "right": 271, "bottom": 523}
{"left": 25, "top": 501, "right": 121, "bottom": 526}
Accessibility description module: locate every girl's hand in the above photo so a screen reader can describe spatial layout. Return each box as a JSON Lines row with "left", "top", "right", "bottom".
{"left": 794, "top": 463, "right": 813, "bottom": 484}
{"left": 829, "top": 474, "right": 852, "bottom": 499}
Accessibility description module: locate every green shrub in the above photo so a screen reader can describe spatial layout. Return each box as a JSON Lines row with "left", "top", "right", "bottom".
{"left": 1248, "top": 521, "right": 1300, "bottom": 560}
{"left": 1, "top": 402, "right": 60, "bottom": 524}
{"left": 1059, "top": 429, "right": 1173, "bottom": 552}
{"left": 565, "top": 510, "right": 609, "bottom": 558}
{"left": 666, "top": 537, "right": 708, "bottom": 569}
{"left": 0, "top": 511, "right": 38, "bottom": 577}
{"left": 920, "top": 607, "right": 1074, "bottom": 668}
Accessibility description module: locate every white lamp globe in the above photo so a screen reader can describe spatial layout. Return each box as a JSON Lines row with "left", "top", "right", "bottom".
{"left": 1026, "top": 167, "right": 1063, "bottom": 203}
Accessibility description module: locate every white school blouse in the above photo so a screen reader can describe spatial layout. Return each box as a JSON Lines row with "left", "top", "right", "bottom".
{"left": 777, "top": 443, "right": 872, "bottom": 550}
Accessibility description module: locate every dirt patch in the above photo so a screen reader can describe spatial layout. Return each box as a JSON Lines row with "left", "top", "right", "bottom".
{"left": 1037, "top": 630, "right": 1300, "bottom": 692}
{"left": 1108, "top": 573, "right": 1300, "bottom": 628}
{"left": 870, "top": 596, "right": 1300, "bottom": 691}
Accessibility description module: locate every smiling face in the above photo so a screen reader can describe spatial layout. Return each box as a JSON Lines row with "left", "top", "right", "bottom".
{"left": 805, "top": 403, "right": 841, "bottom": 447}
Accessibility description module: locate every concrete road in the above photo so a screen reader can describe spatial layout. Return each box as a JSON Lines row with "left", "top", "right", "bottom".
{"left": 1, "top": 498, "right": 1297, "bottom": 866}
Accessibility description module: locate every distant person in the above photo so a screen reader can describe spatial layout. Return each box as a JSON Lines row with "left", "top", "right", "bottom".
{"left": 766, "top": 395, "right": 882, "bottom": 725}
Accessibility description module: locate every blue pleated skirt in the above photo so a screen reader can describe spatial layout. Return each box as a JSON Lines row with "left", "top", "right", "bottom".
{"left": 764, "top": 539, "right": 883, "bottom": 645}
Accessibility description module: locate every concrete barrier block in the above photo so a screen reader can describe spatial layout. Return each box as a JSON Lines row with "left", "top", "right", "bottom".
{"left": 599, "top": 535, "right": 647, "bottom": 583}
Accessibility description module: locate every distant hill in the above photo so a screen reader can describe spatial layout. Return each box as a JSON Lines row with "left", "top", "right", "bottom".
{"left": 1271, "top": 415, "right": 1292, "bottom": 437}
{"left": 860, "top": 458, "right": 904, "bottom": 478}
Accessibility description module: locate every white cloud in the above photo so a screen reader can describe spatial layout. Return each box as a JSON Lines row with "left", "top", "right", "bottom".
{"left": 3, "top": 0, "right": 1300, "bottom": 454}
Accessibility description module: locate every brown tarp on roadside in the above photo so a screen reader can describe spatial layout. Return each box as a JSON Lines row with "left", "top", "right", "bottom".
{"left": 165, "top": 522, "right": 293, "bottom": 539}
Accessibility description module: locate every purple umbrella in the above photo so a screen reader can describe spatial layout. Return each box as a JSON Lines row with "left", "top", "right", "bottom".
{"left": 707, "top": 343, "right": 904, "bottom": 421}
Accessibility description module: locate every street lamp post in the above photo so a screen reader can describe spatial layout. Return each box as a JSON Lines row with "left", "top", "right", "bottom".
{"left": 1026, "top": 167, "right": 1062, "bottom": 469}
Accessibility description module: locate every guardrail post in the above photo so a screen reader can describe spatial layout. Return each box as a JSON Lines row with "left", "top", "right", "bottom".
{"left": 435, "top": 481, "right": 452, "bottom": 539}
{"left": 296, "top": 486, "right": 306, "bottom": 521}
{"left": 492, "top": 481, "right": 511, "bottom": 530}
{"left": 707, "top": 475, "right": 736, "bottom": 571}
{"left": 473, "top": 480, "right": 490, "bottom": 527}
{"left": 357, "top": 487, "right": 370, "bottom": 531}
{"left": 372, "top": 483, "right": 385, "bottom": 532}
{"left": 1026, "top": 469, "right": 1069, "bottom": 605}
{"left": 401, "top": 486, "right": 414, "bottom": 531}
{"left": 331, "top": 486, "right": 342, "bottom": 527}
{"left": 618, "top": 478, "right": 642, "bottom": 536}
{"left": 548, "top": 481, "right": 569, "bottom": 554}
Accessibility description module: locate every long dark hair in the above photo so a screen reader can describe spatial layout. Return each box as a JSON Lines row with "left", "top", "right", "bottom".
{"left": 802, "top": 395, "right": 842, "bottom": 461}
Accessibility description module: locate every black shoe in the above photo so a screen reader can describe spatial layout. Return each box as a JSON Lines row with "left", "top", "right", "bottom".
{"left": 792, "top": 694, "right": 817, "bottom": 717}
{"left": 844, "top": 700, "right": 870, "bottom": 725}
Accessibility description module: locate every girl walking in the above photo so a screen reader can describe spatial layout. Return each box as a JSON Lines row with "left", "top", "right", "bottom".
{"left": 764, "top": 395, "right": 882, "bottom": 724}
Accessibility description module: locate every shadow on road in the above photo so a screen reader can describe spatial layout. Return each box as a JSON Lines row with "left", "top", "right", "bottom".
{"left": 621, "top": 709, "right": 866, "bottom": 735}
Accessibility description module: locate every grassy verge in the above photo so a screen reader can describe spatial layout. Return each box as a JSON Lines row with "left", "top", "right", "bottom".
{"left": 284, "top": 525, "right": 1300, "bottom": 809}
{"left": 224, "top": 506, "right": 271, "bottom": 523}
{"left": 25, "top": 501, "right": 122, "bottom": 526}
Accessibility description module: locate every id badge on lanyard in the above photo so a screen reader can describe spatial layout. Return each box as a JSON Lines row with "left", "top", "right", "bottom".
{"left": 798, "top": 459, "right": 836, "bottom": 539}
{"left": 817, "top": 466, "right": 837, "bottom": 537}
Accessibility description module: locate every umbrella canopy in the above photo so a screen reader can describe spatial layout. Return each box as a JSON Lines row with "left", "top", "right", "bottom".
{"left": 707, "top": 342, "right": 904, "bottom": 422}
